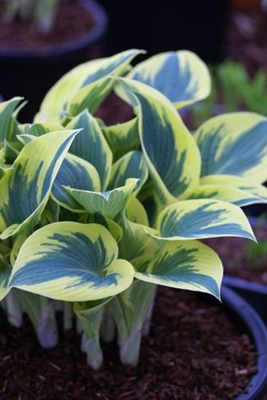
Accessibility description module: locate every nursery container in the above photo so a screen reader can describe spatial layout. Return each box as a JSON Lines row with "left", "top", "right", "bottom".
{"left": 221, "top": 286, "right": 267, "bottom": 399}
{"left": 223, "top": 276, "right": 267, "bottom": 326}
{"left": 0, "top": 0, "right": 108, "bottom": 122}
{"left": 223, "top": 216, "right": 267, "bottom": 326}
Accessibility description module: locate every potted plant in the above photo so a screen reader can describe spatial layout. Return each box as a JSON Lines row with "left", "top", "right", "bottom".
{"left": 0, "top": 49, "right": 267, "bottom": 397}
{"left": 0, "top": 0, "right": 108, "bottom": 121}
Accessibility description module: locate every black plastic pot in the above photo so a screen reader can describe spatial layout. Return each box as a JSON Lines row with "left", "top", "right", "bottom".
{"left": 224, "top": 216, "right": 267, "bottom": 325}
{"left": 223, "top": 276, "right": 267, "bottom": 327}
{"left": 0, "top": 0, "right": 108, "bottom": 122}
{"left": 223, "top": 215, "right": 267, "bottom": 327}
{"left": 221, "top": 285, "right": 267, "bottom": 399}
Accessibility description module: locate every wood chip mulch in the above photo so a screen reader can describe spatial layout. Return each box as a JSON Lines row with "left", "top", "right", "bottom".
{"left": 0, "top": 287, "right": 261, "bottom": 400}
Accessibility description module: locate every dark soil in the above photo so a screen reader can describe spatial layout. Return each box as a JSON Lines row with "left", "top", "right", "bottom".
{"left": 0, "top": 0, "right": 96, "bottom": 52}
{"left": 0, "top": 287, "right": 261, "bottom": 400}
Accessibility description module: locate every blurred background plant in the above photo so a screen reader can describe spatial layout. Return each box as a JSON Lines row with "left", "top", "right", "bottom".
{"left": 3, "top": 0, "right": 59, "bottom": 35}
{"left": 191, "top": 59, "right": 267, "bottom": 128}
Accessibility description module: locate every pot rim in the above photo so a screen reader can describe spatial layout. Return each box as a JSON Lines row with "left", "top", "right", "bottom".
{"left": 0, "top": 0, "right": 108, "bottom": 59}
{"left": 221, "top": 285, "right": 267, "bottom": 399}
{"left": 223, "top": 275, "right": 267, "bottom": 295}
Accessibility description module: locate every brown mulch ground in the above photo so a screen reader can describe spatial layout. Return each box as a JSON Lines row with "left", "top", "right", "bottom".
{"left": 0, "top": 287, "right": 260, "bottom": 400}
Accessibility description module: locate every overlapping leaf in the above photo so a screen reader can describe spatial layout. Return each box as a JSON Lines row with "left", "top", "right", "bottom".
{"left": 65, "top": 178, "right": 139, "bottom": 219}
{"left": 194, "top": 112, "right": 267, "bottom": 183}
{"left": 0, "top": 97, "right": 23, "bottom": 142}
{"left": 0, "top": 130, "right": 79, "bottom": 239}
{"left": 66, "top": 110, "right": 112, "bottom": 189}
{"left": 128, "top": 50, "right": 211, "bottom": 109}
{"left": 115, "top": 78, "right": 201, "bottom": 204}
{"left": 2, "top": 139, "right": 23, "bottom": 165}
{"left": 189, "top": 184, "right": 267, "bottom": 207}
{"left": 84, "top": 213, "right": 123, "bottom": 243}
{"left": 117, "top": 196, "right": 161, "bottom": 261}
{"left": 103, "top": 118, "right": 140, "bottom": 160}
{"left": 51, "top": 153, "right": 101, "bottom": 211}
{"left": 108, "top": 151, "right": 148, "bottom": 193}
{"left": 9, "top": 222, "right": 134, "bottom": 301}
{"left": 27, "top": 122, "right": 63, "bottom": 136}
{"left": 0, "top": 257, "right": 12, "bottom": 301}
{"left": 193, "top": 175, "right": 267, "bottom": 206}
{"left": 133, "top": 240, "right": 223, "bottom": 299}
{"left": 35, "top": 49, "right": 143, "bottom": 123}
{"left": 155, "top": 199, "right": 255, "bottom": 240}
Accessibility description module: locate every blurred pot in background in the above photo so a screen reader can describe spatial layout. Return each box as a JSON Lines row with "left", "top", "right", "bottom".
{"left": 0, "top": 0, "right": 108, "bottom": 122}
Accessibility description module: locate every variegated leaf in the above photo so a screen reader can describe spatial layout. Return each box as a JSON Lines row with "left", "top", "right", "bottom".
{"left": 108, "top": 151, "right": 148, "bottom": 193}
{"left": 194, "top": 113, "right": 267, "bottom": 183}
{"left": 51, "top": 153, "right": 101, "bottom": 211}
{"left": 75, "top": 296, "right": 113, "bottom": 369}
{"left": 0, "top": 257, "right": 12, "bottom": 301}
{"left": 35, "top": 49, "right": 143, "bottom": 124}
{"left": 189, "top": 184, "right": 267, "bottom": 207}
{"left": 194, "top": 175, "right": 267, "bottom": 206}
{"left": 84, "top": 213, "right": 123, "bottom": 243}
{"left": 103, "top": 118, "right": 140, "bottom": 161}
{"left": 128, "top": 50, "right": 211, "bottom": 109}
{"left": 74, "top": 297, "right": 112, "bottom": 324}
{"left": 111, "top": 279, "right": 157, "bottom": 366}
{"left": 65, "top": 178, "right": 139, "bottom": 219}
{"left": 28, "top": 122, "right": 63, "bottom": 136}
{"left": 67, "top": 76, "right": 113, "bottom": 118}
{"left": 16, "top": 134, "right": 36, "bottom": 146}
{"left": 133, "top": 240, "right": 223, "bottom": 299}
{"left": 117, "top": 197, "right": 162, "bottom": 261}
{"left": 0, "top": 130, "right": 79, "bottom": 239}
{"left": 9, "top": 222, "right": 134, "bottom": 302}
{"left": 2, "top": 139, "right": 22, "bottom": 164}
{"left": 40, "top": 198, "right": 60, "bottom": 226}
{"left": 0, "top": 97, "right": 23, "bottom": 142}
{"left": 155, "top": 199, "right": 255, "bottom": 240}
{"left": 115, "top": 78, "right": 201, "bottom": 204}
{"left": 74, "top": 296, "right": 112, "bottom": 339}
{"left": 10, "top": 233, "right": 28, "bottom": 266}
{"left": 66, "top": 110, "right": 112, "bottom": 190}
{"left": 124, "top": 196, "right": 149, "bottom": 225}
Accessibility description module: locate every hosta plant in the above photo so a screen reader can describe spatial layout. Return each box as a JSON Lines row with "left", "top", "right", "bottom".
{"left": 0, "top": 49, "right": 267, "bottom": 370}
